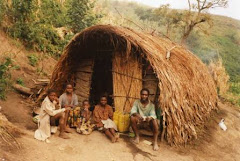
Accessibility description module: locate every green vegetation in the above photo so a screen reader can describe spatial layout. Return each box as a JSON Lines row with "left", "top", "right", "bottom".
{"left": 0, "top": 58, "right": 13, "bottom": 100}
{"left": 28, "top": 54, "right": 39, "bottom": 67}
{"left": 186, "top": 17, "right": 240, "bottom": 83}
{"left": 16, "top": 78, "right": 24, "bottom": 86}
{"left": 0, "top": 0, "right": 6, "bottom": 23}
{"left": 67, "top": 0, "right": 102, "bottom": 33}
{"left": 0, "top": 0, "right": 101, "bottom": 57}
{"left": 36, "top": 67, "right": 47, "bottom": 77}
{"left": 230, "top": 83, "right": 240, "bottom": 95}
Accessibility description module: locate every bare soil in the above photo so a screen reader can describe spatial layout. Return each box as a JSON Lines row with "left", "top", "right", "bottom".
{"left": 1, "top": 93, "right": 240, "bottom": 161}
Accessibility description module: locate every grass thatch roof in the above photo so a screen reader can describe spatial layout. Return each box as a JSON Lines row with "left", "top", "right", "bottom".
{"left": 48, "top": 25, "right": 218, "bottom": 145}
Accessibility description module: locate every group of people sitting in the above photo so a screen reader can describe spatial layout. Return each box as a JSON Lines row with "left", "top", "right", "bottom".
{"left": 34, "top": 84, "right": 159, "bottom": 150}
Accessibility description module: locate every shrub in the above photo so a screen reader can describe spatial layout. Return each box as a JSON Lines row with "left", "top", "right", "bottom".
{"left": 28, "top": 54, "right": 39, "bottom": 67}
{"left": 0, "top": 0, "right": 7, "bottom": 24}
{"left": 0, "top": 58, "right": 13, "bottom": 100}
{"left": 16, "top": 78, "right": 24, "bottom": 86}
{"left": 230, "top": 83, "right": 240, "bottom": 95}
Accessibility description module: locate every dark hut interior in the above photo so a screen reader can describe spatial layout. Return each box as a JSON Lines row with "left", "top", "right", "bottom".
{"left": 89, "top": 51, "right": 113, "bottom": 106}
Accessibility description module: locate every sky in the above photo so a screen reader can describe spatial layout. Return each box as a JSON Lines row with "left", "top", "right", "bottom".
{"left": 124, "top": 0, "right": 240, "bottom": 20}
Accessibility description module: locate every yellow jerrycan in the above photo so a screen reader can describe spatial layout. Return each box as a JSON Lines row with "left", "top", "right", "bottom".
{"left": 118, "top": 113, "right": 130, "bottom": 132}
{"left": 118, "top": 113, "right": 125, "bottom": 132}
{"left": 124, "top": 113, "right": 130, "bottom": 132}
{"left": 113, "top": 111, "right": 120, "bottom": 127}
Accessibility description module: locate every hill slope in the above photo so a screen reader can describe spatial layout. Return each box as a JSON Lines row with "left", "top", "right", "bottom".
{"left": 98, "top": 0, "right": 240, "bottom": 82}
{"left": 186, "top": 15, "right": 240, "bottom": 82}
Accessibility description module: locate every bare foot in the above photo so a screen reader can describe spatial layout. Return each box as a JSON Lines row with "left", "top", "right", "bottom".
{"left": 45, "top": 139, "right": 50, "bottom": 143}
{"left": 64, "top": 127, "right": 72, "bottom": 133}
{"left": 59, "top": 133, "right": 70, "bottom": 139}
{"left": 132, "top": 136, "right": 140, "bottom": 144}
{"left": 114, "top": 133, "right": 119, "bottom": 142}
{"left": 153, "top": 143, "right": 159, "bottom": 151}
{"left": 111, "top": 137, "right": 116, "bottom": 143}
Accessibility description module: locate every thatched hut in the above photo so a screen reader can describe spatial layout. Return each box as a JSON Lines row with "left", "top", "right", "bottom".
{"left": 48, "top": 25, "right": 218, "bottom": 145}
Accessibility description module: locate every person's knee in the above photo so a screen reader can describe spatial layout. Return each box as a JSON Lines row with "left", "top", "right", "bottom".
{"left": 130, "top": 116, "right": 138, "bottom": 123}
{"left": 65, "top": 110, "right": 70, "bottom": 114}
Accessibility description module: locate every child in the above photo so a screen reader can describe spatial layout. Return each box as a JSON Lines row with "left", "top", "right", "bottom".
{"left": 93, "top": 95, "right": 119, "bottom": 143}
{"left": 35, "top": 89, "right": 71, "bottom": 141}
{"left": 76, "top": 100, "right": 94, "bottom": 135}
{"left": 59, "top": 84, "right": 79, "bottom": 129}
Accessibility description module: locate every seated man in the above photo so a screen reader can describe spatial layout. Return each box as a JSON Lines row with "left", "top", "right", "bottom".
{"left": 93, "top": 95, "right": 118, "bottom": 143}
{"left": 34, "top": 89, "right": 71, "bottom": 141}
{"left": 130, "top": 88, "right": 159, "bottom": 151}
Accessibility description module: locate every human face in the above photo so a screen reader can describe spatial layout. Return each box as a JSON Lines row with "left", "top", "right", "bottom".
{"left": 66, "top": 84, "right": 73, "bottom": 94}
{"left": 48, "top": 92, "right": 57, "bottom": 102}
{"left": 140, "top": 90, "right": 149, "bottom": 102}
{"left": 83, "top": 101, "right": 90, "bottom": 110}
{"left": 100, "top": 97, "right": 107, "bottom": 106}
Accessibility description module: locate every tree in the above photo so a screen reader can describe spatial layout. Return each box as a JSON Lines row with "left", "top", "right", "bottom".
{"left": 67, "top": 0, "right": 101, "bottom": 33}
{"left": 153, "top": 4, "right": 182, "bottom": 38}
{"left": 0, "top": 0, "right": 7, "bottom": 24}
{"left": 180, "top": 0, "right": 228, "bottom": 44}
{"left": 38, "top": 0, "right": 67, "bottom": 27}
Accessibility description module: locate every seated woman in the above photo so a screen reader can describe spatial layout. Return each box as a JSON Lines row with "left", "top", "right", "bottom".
{"left": 34, "top": 89, "right": 71, "bottom": 141}
{"left": 59, "top": 84, "right": 79, "bottom": 129}
{"left": 76, "top": 100, "right": 95, "bottom": 135}
{"left": 93, "top": 95, "right": 119, "bottom": 143}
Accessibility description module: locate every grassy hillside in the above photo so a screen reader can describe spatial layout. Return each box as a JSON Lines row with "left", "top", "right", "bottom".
{"left": 186, "top": 16, "right": 240, "bottom": 82}
{"left": 99, "top": 0, "right": 240, "bottom": 83}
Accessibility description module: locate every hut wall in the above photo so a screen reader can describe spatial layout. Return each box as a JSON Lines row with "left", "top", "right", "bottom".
{"left": 75, "top": 59, "right": 94, "bottom": 105}
{"left": 112, "top": 54, "right": 142, "bottom": 113}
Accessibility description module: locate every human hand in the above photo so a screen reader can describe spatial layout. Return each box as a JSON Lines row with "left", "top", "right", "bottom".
{"left": 64, "top": 105, "right": 73, "bottom": 108}
{"left": 65, "top": 107, "right": 71, "bottom": 111}
{"left": 146, "top": 117, "right": 153, "bottom": 122}
{"left": 136, "top": 114, "right": 143, "bottom": 121}
{"left": 54, "top": 97, "right": 59, "bottom": 103}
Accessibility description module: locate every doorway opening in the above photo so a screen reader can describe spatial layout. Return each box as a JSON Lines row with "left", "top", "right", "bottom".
{"left": 89, "top": 51, "right": 113, "bottom": 106}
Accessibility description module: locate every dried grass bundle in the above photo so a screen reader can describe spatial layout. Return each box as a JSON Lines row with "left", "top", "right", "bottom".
{"left": 208, "top": 59, "right": 230, "bottom": 96}
{"left": 112, "top": 53, "right": 142, "bottom": 113}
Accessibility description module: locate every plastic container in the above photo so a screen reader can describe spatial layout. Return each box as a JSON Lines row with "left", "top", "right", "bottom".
{"left": 113, "top": 111, "right": 120, "bottom": 126}
{"left": 118, "top": 113, "right": 125, "bottom": 132}
{"left": 124, "top": 113, "right": 130, "bottom": 132}
{"left": 115, "top": 112, "right": 130, "bottom": 132}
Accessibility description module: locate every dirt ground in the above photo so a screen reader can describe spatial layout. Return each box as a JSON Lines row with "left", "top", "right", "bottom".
{"left": 0, "top": 94, "right": 240, "bottom": 161}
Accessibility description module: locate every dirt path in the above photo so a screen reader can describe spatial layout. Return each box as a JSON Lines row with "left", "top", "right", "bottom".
{"left": 1, "top": 99, "right": 240, "bottom": 161}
